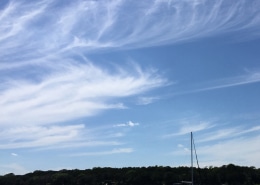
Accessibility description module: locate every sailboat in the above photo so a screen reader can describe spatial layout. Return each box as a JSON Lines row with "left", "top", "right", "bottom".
{"left": 174, "top": 132, "right": 200, "bottom": 185}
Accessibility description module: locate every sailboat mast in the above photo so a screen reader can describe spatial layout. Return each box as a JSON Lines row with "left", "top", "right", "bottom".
{"left": 191, "top": 132, "right": 194, "bottom": 185}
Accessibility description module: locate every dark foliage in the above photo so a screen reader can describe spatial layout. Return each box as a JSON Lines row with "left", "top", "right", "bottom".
{"left": 0, "top": 164, "right": 260, "bottom": 185}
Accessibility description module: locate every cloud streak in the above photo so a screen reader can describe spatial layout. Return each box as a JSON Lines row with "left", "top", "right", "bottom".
{"left": 0, "top": 122, "right": 134, "bottom": 150}
{"left": 1, "top": 0, "right": 260, "bottom": 65}
{"left": 172, "top": 70, "right": 260, "bottom": 96}
{"left": 70, "top": 148, "right": 133, "bottom": 156}
{"left": 164, "top": 121, "right": 213, "bottom": 138}
{"left": 0, "top": 63, "right": 166, "bottom": 127}
{"left": 0, "top": 124, "right": 85, "bottom": 149}
{"left": 192, "top": 71, "right": 260, "bottom": 93}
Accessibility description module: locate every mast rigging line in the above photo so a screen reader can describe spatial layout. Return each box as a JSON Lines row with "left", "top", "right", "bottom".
{"left": 191, "top": 132, "right": 202, "bottom": 185}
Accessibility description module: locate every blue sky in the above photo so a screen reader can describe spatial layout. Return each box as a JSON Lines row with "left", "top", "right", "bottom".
{"left": 1, "top": 0, "right": 260, "bottom": 175}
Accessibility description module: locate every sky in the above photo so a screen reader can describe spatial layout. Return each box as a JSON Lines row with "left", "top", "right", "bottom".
{"left": 0, "top": 0, "right": 260, "bottom": 175}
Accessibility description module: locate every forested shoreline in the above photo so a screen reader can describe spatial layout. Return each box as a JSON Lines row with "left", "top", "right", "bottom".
{"left": 1, "top": 164, "right": 260, "bottom": 185}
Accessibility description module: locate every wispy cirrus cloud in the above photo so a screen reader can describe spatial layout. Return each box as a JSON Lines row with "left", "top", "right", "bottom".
{"left": 191, "top": 71, "right": 260, "bottom": 93}
{"left": 0, "top": 124, "right": 85, "bottom": 149}
{"left": 137, "top": 96, "right": 160, "bottom": 105}
{"left": 172, "top": 70, "right": 260, "bottom": 96}
{"left": 0, "top": 63, "right": 166, "bottom": 127}
{"left": 163, "top": 121, "right": 213, "bottom": 138}
{"left": 70, "top": 148, "right": 134, "bottom": 157}
{"left": 1, "top": 0, "right": 260, "bottom": 65}
{"left": 1, "top": 0, "right": 260, "bottom": 152}
{"left": 197, "top": 125, "right": 260, "bottom": 143}
{"left": 0, "top": 122, "right": 135, "bottom": 150}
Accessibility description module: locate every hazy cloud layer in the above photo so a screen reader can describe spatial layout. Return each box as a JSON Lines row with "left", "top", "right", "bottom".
{"left": 0, "top": 163, "right": 27, "bottom": 176}
{"left": 170, "top": 118, "right": 260, "bottom": 167}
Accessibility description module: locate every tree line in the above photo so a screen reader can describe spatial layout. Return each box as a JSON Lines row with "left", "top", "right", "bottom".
{"left": 1, "top": 164, "right": 260, "bottom": 185}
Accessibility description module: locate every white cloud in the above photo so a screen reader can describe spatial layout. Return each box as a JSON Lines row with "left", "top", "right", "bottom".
{"left": 0, "top": 1, "right": 259, "bottom": 137}
{"left": 11, "top": 153, "right": 18, "bottom": 156}
{"left": 164, "top": 121, "right": 213, "bottom": 138}
{"left": 70, "top": 148, "right": 134, "bottom": 156}
{"left": 114, "top": 121, "right": 139, "bottom": 127}
{"left": 0, "top": 124, "right": 85, "bottom": 149}
{"left": 0, "top": 0, "right": 259, "bottom": 65}
{"left": 0, "top": 122, "right": 134, "bottom": 150}
{"left": 189, "top": 71, "right": 260, "bottom": 93}
{"left": 198, "top": 127, "right": 240, "bottom": 143}
{"left": 128, "top": 121, "right": 139, "bottom": 127}
{"left": 137, "top": 96, "right": 160, "bottom": 105}
{"left": 0, "top": 63, "right": 166, "bottom": 127}
{"left": 36, "top": 140, "right": 122, "bottom": 151}
{"left": 198, "top": 125, "right": 260, "bottom": 143}
{"left": 179, "top": 122, "right": 212, "bottom": 134}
